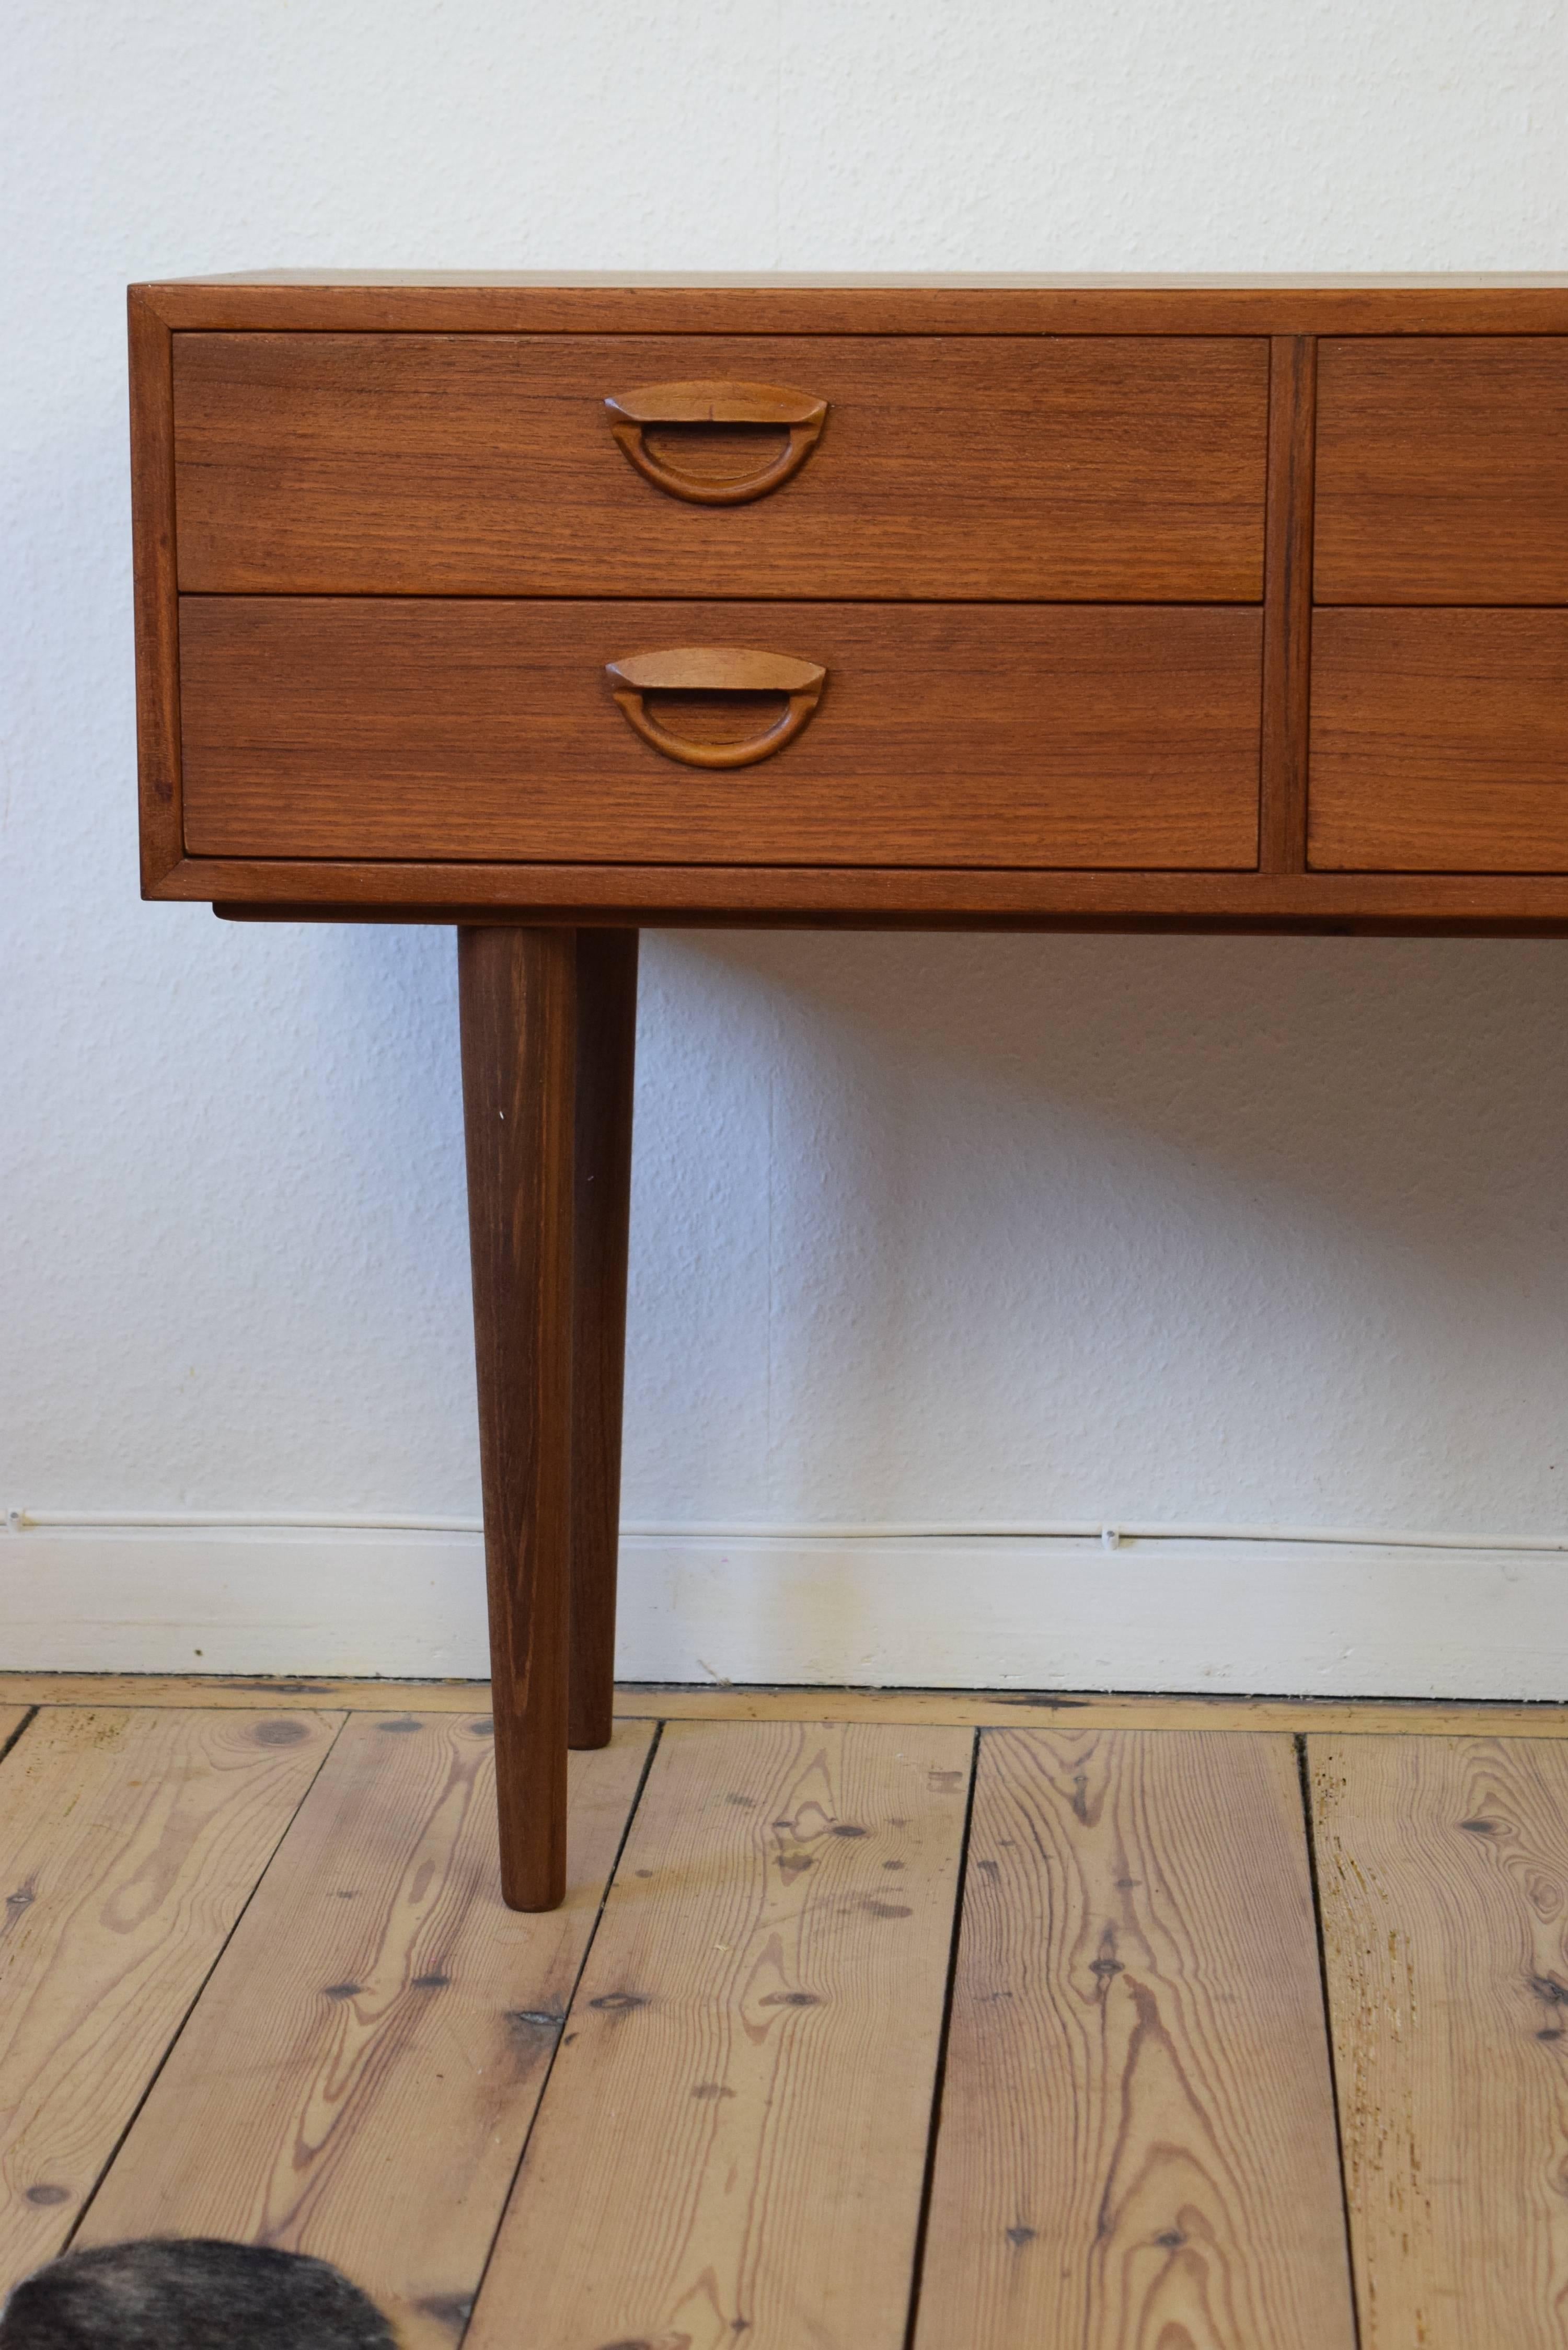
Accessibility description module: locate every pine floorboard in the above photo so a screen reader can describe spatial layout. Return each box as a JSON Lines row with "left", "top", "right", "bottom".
{"left": 915, "top": 1729, "right": 1355, "bottom": 2350}
{"left": 0, "top": 1704, "right": 340, "bottom": 2291}
{"left": 77, "top": 1715, "right": 654, "bottom": 2350}
{"left": 3, "top": 1686, "right": 1565, "bottom": 2343}
{"left": 467, "top": 1718, "right": 973, "bottom": 2350}
{"left": 1311, "top": 1734, "right": 1568, "bottom": 2350}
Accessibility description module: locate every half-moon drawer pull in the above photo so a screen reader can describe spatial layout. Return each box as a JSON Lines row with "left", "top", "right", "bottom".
{"left": 607, "top": 648, "right": 826, "bottom": 769}
{"left": 604, "top": 379, "right": 828, "bottom": 504}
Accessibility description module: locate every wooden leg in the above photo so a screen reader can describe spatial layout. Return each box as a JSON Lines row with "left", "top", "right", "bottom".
{"left": 458, "top": 926, "right": 578, "bottom": 1912}
{"left": 569, "top": 930, "right": 640, "bottom": 1749}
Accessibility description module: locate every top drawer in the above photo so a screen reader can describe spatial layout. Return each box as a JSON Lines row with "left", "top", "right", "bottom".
{"left": 171, "top": 332, "right": 1267, "bottom": 602}
{"left": 1316, "top": 338, "right": 1568, "bottom": 604}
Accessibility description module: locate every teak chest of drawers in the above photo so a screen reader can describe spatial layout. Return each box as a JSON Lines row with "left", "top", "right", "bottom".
{"left": 129, "top": 272, "right": 1568, "bottom": 1907}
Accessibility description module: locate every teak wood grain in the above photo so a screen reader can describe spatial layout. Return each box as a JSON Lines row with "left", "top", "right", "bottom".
{"left": 458, "top": 928, "right": 578, "bottom": 1910}
{"left": 128, "top": 289, "right": 182, "bottom": 891}
{"left": 178, "top": 597, "right": 1264, "bottom": 871}
{"left": 132, "top": 277, "right": 1568, "bottom": 931}
{"left": 916, "top": 1729, "right": 1354, "bottom": 2350}
{"left": 1316, "top": 338, "right": 1568, "bottom": 604}
{"left": 171, "top": 331, "right": 1267, "bottom": 602}
{"left": 187, "top": 861, "right": 1568, "bottom": 929}
{"left": 1310, "top": 1735, "right": 1568, "bottom": 2348}
{"left": 78, "top": 1714, "right": 655, "bottom": 2350}
{"left": 465, "top": 1718, "right": 974, "bottom": 2350}
{"left": 136, "top": 275, "right": 1568, "bottom": 339}
{"left": 0, "top": 1706, "right": 340, "bottom": 2289}
{"left": 1310, "top": 609, "right": 1568, "bottom": 872}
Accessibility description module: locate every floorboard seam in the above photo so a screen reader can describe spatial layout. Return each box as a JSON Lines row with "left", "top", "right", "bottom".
{"left": 456, "top": 1717, "right": 667, "bottom": 2347}
{"left": 0, "top": 1707, "right": 39, "bottom": 1768}
{"left": 1295, "top": 1731, "right": 1364, "bottom": 2350}
{"left": 900, "top": 1724, "right": 982, "bottom": 2350}
{"left": 59, "top": 1706, "right": 354, "bottom": 2256}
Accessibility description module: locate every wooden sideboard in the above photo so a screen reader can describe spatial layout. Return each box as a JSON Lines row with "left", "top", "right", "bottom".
{"left": 129, "top": 273, "right": 1568, "bottom": 1906}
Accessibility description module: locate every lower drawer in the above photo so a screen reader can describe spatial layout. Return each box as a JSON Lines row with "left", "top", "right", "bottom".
{"left": 180, "top": 599, "right": 1262, "bottom": 870}
{"left": 1310, "top": 609, "right": 1568, "bottom": 871}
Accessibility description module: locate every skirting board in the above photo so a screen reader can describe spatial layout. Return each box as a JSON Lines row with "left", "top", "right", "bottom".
{"left": 1, "top": 1525, "right": 1564, "bottom": 1698}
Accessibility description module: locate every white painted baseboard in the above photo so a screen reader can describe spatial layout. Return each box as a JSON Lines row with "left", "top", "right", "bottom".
{"left": 2, "top": 1522, "right": 1564, "bottom": 1698}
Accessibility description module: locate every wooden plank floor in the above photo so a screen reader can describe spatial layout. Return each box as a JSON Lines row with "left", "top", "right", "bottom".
{"left": 3, "top": 1684, "right": 1568, "bottom": 2345}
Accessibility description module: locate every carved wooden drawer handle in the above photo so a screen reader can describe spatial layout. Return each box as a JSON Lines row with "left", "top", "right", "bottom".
{"left": 606, "top": 648, "right": 826, "bottom": 769}
{"left": 604, "top": 379, "right": 828, "bottom": 504}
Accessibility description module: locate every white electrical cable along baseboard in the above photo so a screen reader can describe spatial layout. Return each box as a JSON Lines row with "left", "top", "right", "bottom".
{"left": 3, "top": 1510, "right": 1565, "bottom": 1696}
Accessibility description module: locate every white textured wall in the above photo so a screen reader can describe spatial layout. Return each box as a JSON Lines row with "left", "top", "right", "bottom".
{"left": 4, "top": 0, "right": 1568, "bottom": 1682}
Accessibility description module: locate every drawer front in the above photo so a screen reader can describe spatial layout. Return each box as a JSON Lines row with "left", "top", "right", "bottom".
{"left": 172, "top": 333, "right": 1267, "bottom": 602}
{"left": 1310, "top": 609, "right": 1568, "bottom": 870}
{"left": 1316, "top": 339, "right": 1568, "bottom": 604}
{"left": 180, "top": 598, "right": 1263, "bottom": 869}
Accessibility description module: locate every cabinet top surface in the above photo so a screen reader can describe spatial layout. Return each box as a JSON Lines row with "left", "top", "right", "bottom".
{"left": 140, "top": 270, "right": 1568, "bottom": 289}
{"left": 129, "top": 273, "right": 1568, "bottom": 335}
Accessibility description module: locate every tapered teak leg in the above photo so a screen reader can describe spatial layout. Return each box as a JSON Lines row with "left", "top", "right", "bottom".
{"left": 570, "top": 930, "right": 639, "bottom": 1749}
{"left": 458, "top": 926, "right": 578, "bottom": 1911}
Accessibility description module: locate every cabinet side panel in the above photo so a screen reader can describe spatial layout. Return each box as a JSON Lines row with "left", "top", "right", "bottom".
{"left": 129, "top": 289, "right": 183, "bottom": 888}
